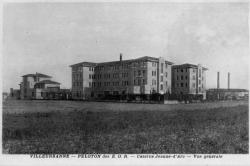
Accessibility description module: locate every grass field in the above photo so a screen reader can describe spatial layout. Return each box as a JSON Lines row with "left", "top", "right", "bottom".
{"left": 2, "top": 100, "right": 249, "bottom": 154}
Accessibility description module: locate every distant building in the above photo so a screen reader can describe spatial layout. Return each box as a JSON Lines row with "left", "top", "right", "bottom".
{"left": 9, "top": 88, "right": 20, "bottom": 99}
{"left": 206, "top": 89, "right": 249, "bottom": 100}
{"left": 20, "top": 72, "right": 52, "bottom": 99}
{"left": 34, "top": 80, "right": 60, "bottom": 99}
{"left": 70, "top": 55, "right": 173, "bottom": 100}
{"left": 171, "top": 64, "right": 208, "bottom": 100}
{"left": 19, "top": 72, "right": 65, "bottom": 100}
{"left": 2, "top": 92, "right": 8, "bottom": 100}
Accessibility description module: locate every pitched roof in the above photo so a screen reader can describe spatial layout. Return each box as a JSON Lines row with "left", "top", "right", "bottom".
{"left": 70, "top": 56, "right": 174, "bottom": 67}
{"left": 35, "top": 80, "right": 60, "bottom": 85}
{"left": 69, "top": 62, "right": 97, "bottom": 67}
{"left": 172, "top": 63, "right": 208, "bottom": 70}
{"left": 22, "top": 72, "right": 52, "bottom": 78}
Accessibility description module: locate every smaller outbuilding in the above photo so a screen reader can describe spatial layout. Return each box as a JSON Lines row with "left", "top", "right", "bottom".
{"left": 206, "top": 88, "right": 249, "bottom": 101}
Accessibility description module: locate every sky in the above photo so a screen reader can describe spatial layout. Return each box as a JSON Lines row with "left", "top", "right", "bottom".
{"left": 2, "top": 2, "right": 249, "bottom": 92}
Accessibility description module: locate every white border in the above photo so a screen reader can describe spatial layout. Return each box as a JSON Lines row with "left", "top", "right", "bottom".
{"left": 0, "top": 0, "right": 249, "bottom": 165}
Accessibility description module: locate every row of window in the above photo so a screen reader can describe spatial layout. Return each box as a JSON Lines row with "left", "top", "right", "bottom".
{"left": 73, "top": 73, "right": 82, "bottom": 80}
{"left": 73, "top": 82, "right": 82, "bottom": 87}
{"left": 88, "top": 72, "right": 129, "bottom": 80}
{"left": 72, "top": 67, "right": 82, "bottom": 72}
{"left": 152, "top": 81, "right": 168, "bottom": 87}
{"left": 174, "top": 83, "right": 204, "bottom": 89}
{"left": 134, "top": 70, "right": 146, "bottom": 77}
{"left": 176, "top": 75, "right": 188, "bottom": 80}
{"left": 176, "top": 83, "right": 189, "bottom": 88}
{"left": 152, "top": 71, "right": 157, "bottom": 76}
{"left": 89, "top": 81, "right": 129, "bottom": 87}
{"left": 151, "top": 62, "right": 168, "bottom": 69}
{"left": 94, "top": 61, "right": 147, "bottom": 71}
{"left": 89, "top": 67, "right": 94, "bottom": 71}
{"left": 134, "top": 79, "right": 146, "bottom": 85}
{"left": 73, "top": 79, "right": 170, "bottom": 88}
{"left": 176, "top": 75, "right": 204, "bottom": 81}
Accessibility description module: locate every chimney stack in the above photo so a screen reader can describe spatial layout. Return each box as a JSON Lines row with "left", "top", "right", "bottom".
{"left": 217, "top": 72, "right": 220, "bottom": 89}
{"left": 228, "top": 72, "right": 230, "bottom": 89}
{"left": 120, "top": 53, "right": 122, "bottom": 62}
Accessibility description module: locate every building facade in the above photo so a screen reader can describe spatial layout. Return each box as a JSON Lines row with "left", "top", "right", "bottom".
{"left": 171, "top": 64, "right": 208, "bottom": 100}
{"left": 70, "top": 55, "right": 173, "bottom": 100}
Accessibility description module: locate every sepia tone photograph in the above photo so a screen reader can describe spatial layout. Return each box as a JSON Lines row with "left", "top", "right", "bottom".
{"left": 2, "top": 1, "right": 249, "bottom": 155}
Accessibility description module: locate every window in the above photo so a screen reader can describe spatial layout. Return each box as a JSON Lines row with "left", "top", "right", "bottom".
{"left": 181, "top": 69, "right": 183, "bottom": 72}
{"left": 181, "top": 83, "right": 183, "bottom": 87}
{"left": 160, "top": 84, "right": 163, "bottom": 90}
{"left": 89, "top": 74, "right": 91, "bottom": 79}
{"left": 185, "top": 76, "right": 188, "bottom": 80}
{"left": 193, "top": 75, "right": 195, "bottom": 80}
{"left": 186, "top": 83, "right": 188, "bottom": 87}
{"left": 166, "top": 81, "right": 168, "bottom": 86}
{"left": 143, "top": 79, "right": 145, "bottom": 84}
{"left": 143, "top": 70, "right": 146, "bottom": 76}
{"left": 165, "top": 72, "right": 168, "bottom": 77}
{"left": 193, "top": 69, "right": 195, "bottom": 73}
{"left": 134, "top": 80, "right": 136, "bottom": 85}
{"left": 89, "top": 67, "right": 91, "bottom": 71}
{"left": 192, "top": 83, "right": 195, "bottom": 88}
{"left": 138, "top": 79, "right": 141, "bottom": 85}
{"left": 152, "top": 71, "right": 156, "bottom": 76}
{"left": 181, "top": 76, "right": 183, "bottom": 80}
{"left": 161, "top": 63, "right": 163, "bottom": 73}
{"left": 161, "top": 76, "right": 163, "bottom": 82}
{"left": 177, "top": 76, "right": 179, "bottom": 80}
{"left": 199, "top": 80, "right": 201, "bottom": 84}
{"left": 138, "top": 70, "right": 141, "bottom": 76}
{"left": 152, "top": 79, "right": 156, "bottom": 85}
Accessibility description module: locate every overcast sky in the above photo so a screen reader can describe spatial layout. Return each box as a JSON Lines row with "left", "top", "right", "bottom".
{"left": 3, "top": 2, "right": 249, "bottom": 92}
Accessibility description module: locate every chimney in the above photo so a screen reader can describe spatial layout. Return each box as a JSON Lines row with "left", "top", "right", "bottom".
{"left": 120, "top": 53, "right": 122, "bottom": 62}
{"left": 217, "top": 72, "right": 220, "bottom": 89}
{"left": 228, "top": 72, "right": 230, "bottom": 89}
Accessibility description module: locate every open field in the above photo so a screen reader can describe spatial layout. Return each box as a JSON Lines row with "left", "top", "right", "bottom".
{"left": 2, "top": 100, "right": 249, "bottom": 154}
{"left": 3, "top": 99, "right": 248, "bottom": 113}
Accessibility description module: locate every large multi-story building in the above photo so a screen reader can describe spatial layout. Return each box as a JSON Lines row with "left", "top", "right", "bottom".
{"left": 171, "top": 64, "right": 208, "bottom": 99}
{"left": 70, "top": 55, "right": 173, "bottom": 100}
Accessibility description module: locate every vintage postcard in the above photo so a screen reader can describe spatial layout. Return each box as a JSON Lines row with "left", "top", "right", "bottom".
{"left": 1, "top": 0, "right": 249, "bottom": 165}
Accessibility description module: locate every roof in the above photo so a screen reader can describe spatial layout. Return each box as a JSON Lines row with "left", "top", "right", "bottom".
{"left": 35, "top": 80, "right": 60, "bottom": 85}
{"left": 70, "top": 56, "right": 174, "bottom": 67}
{"left": 70, "top": 62, "right": 97, "bottom": 67}
{"left": 22, "top": 72, "right": 52, "bottom": 78}
{"left": 172, "top": 63, "right": 208, "bottom": 70}
{"left": 207, "top": 88, "right": 249, "bottom": 92}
